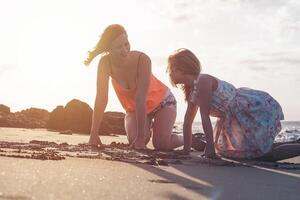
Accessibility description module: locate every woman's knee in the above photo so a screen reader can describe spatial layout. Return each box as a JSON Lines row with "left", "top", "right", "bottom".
{"left": 152, "top": 136, "right": 171, "bottom": 150}
{"left": 124, "top": 112, "right": 137, "bottom": 143}
{"left": 125, "top": 112, "right": 152, "bottom": 144}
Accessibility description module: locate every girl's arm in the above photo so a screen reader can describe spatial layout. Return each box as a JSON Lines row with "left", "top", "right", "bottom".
{"left": 197, "top": 75, "right": 216, "bottom": 157}
{"left": 133, "top": 53, "right": 151, "bottom": 148}
{"left": 89, "top": 58, "right": 109, "bottom": 146}
{"left": 183, "top": 101, "right": 198, "bottom": 154}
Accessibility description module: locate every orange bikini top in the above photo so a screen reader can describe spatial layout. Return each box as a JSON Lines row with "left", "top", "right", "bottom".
{"left": 109, "top": 53, "right": 168, "bottom": 113}
{"left": 111, "top": 74, "right": 167, "bottom": 113}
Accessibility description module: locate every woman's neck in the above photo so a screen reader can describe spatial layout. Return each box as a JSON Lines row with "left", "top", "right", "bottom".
{"left": 110, "top": 55, "right": 127, "bottom": 68}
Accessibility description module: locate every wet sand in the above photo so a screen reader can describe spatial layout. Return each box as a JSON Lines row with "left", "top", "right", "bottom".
{"left": 0, "top": 128, "right": 300, "bottom": 200}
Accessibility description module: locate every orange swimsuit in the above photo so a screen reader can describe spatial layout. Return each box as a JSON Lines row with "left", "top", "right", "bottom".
{"left": 111, "top": 74, "right": 167, "bottom": 113}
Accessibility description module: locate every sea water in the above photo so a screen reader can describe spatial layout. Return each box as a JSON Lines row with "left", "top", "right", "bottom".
{"left": 174, "top": 121, "right": 300, "bottom": 143}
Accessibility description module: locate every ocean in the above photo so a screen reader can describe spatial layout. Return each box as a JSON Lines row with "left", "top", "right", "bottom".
{"left": 174, "top": 121, "right": 300, "bottom": 143}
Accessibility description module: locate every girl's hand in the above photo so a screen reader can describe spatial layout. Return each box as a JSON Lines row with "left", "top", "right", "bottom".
{"left": 203, "top": 147, "right": 220, "bottom": 159}
{"left": 174, "top": 149, "right": 190, "bottom": 155}
{"left": 88, "top": 134, "right": 103, "bottom": 147}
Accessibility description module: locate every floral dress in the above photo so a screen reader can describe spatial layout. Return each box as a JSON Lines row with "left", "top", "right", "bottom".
{"left": 190, "top": 75, "right": 284, "bottom": 159}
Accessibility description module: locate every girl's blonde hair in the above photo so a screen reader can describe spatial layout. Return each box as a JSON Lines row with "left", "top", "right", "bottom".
{"left": 167, "top": 48, "right": 201, "bottom": 101}
{"left": 84, "top": 24, "right": 126, "bottom": 66}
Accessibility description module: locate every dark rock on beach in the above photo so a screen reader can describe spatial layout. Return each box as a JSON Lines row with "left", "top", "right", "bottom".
{"left": 0, "top": 104, "right": 10, "bottom": 114}
{"left": 0, "top": 104, "right": 10, "bottom": 127}
{"left": 46, "top": 106, "right": 66, "bottom": 130}
{"left": 0, "top": 105, "right": 50, "bottom": 128}
{"left": 47, "top": 99, "right": 93, "bottom": 134}
{"left": 0, "top": 100, "right": 126, "bottom": 135}
{"left": 46, "top": 99, "right": 126, "bottom": 135}
{"left": 99, "top": 112, "right": 126, "bottom": 135}
{"left": 18, "top": 107, "right": 50, "bottom": 120}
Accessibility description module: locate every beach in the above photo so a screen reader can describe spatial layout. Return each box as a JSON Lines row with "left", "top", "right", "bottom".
{"left": 1, "top": 0, "right": 300, "bottom": 199}
{"left": 1, "top": 128, "right": 300, "bottom": 200}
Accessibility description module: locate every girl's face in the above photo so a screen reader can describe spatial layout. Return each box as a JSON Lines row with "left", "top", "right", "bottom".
{"left": 169, "top": 65, "right": 184, "bottom": 84}
{"left": 110, "top": 33, "right": 130, "bottom": 60}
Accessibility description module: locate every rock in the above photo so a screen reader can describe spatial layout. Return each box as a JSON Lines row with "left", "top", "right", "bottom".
{"left": 0, "top": 106, "right": 50, "bottom": 128}
{"left": 47, "top": 99, "right": 93, "bottom": 134}
{"left": 0, "top": 115, "right": 9, "bottom": 127}
{"left": 99, "top": 112, "right": 126, "bottom": 135}
{"left": 18, "top": 108, "right": 49, "bottom": 121}
{"left": 64, "top": 99, "right": 93, "bottom": 134}
{"left": 0, "top": 104, "right": 10, "bottom": 114}
{"left": 47, "top": 99, "right": 125, "bottom": 135}
{"left": 0, "top": 99, "right": 126, "bottom": 135}
{"left": 14, "top": 108, "right": 50, "bottom": 128}
{"left": 59, "top": 130, "right": 72, "bottom": 135}
{"left": 47, "top": 106, "right": 67, "bottom": 130}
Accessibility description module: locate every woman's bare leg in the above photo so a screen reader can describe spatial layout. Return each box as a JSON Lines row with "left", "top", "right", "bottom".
{"left": 152, "top": 105, "right": 183, "bottom": 151}
{"left": 124, "top": 112, "right": 151, "bottom": 145}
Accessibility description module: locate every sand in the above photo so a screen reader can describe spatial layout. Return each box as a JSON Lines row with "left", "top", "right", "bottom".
{"left": 0, "top": 127, "right": 300, "bottom": 200}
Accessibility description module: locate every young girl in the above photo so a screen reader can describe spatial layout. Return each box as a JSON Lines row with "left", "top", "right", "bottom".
{"left": 84, "top": 24, "right": 185, "bottom": 150}
{"left": 167, "top": 48, "right": 300, "bottom": 161}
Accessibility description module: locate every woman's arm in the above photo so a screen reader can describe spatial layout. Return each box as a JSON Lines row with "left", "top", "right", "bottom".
{"left": 89, "top": 58, "right": 109, "bottom": 146}
{"left": 183, "top": 101, "right": 198, "bottom": 154}
{"left": 196, "top": 75, "right": 216, "bottom": 157}
{"left": 133, "top": 53, "right": 151, "bottom": 149}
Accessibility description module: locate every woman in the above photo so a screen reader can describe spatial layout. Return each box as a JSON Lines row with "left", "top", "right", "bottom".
{"left": 84, "top": 24, "right": 185, "bottom": 150}
{"left": 167, "top": 48, "right": 300, "bottom": 161}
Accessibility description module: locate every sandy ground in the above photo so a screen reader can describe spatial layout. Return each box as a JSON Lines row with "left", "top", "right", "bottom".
{"left": 0, "top": 127, "right": 300, "bottom": 200}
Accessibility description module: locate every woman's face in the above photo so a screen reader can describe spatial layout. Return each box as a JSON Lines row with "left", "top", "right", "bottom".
{"left": 110, "top": 33, "right": 130, "bottom": 60}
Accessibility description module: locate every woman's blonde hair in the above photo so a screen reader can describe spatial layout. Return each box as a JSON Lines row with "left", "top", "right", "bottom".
{"left": 167, "top": 48, "right": 201, "bottom": 101}
{"left": 84, "top": 24, "right": 127, "bottom": 66}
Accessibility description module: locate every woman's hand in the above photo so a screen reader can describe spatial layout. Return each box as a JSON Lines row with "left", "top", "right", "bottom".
{"left": 174, "top": 149, "right": 190, "bottom": 155}
{"left": 88, "top": 133, "right": 103, "bottom": 147}
{"left": 128, "top": 136, "right": 146, "bottom": 150}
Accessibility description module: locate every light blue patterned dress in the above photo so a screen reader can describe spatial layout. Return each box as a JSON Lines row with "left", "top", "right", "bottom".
{"left": 190, "top": 75, "right": 284, "bottom": 159}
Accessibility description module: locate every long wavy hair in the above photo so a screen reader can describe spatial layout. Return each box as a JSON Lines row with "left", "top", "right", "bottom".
{"left": 84, "top": 24, "right": 127, "bottom": 66}
{"left": 167, "top": 48, "right": 201, "bottom": 101}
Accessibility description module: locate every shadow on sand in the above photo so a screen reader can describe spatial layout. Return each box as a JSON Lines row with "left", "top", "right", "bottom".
{"left": 1, "top": 140, "right": 300, "bottom": 199}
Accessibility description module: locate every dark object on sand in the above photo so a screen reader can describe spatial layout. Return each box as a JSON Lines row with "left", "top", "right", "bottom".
{"left": 46, "top": 99, "right": 126, "bottom": 135}
{"left": 47, "top": 99, "right": 93, "bottom": 134}
{"left": 98, "top": 112, "right": 126, "bottom": 135}
{"left": 0, "top": 104, "right": 10, "bottom": 114}
{"left": 0, "top": 106, "right": 50, "bottom": 128}
{"left": 191, "top": 133, "right": 206, "bottom": 151}
{"left": 59, "top": 130, "right": 73, "bottom": 135}
{"left": 1, "top": 140, "right": 299, "bottom": 170}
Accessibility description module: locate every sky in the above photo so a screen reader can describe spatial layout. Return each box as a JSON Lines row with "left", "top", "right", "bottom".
{"left": 0, "top": 0, "right": 299, "bottom": 122}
